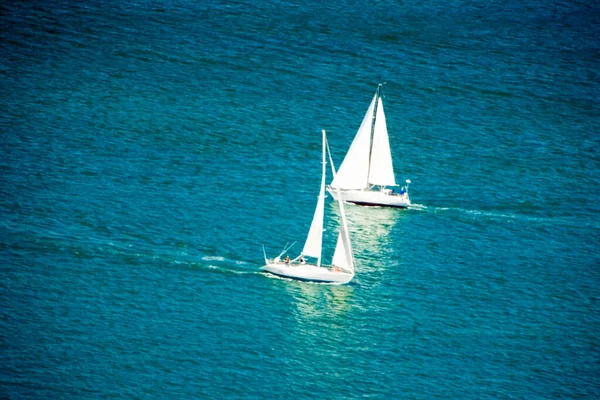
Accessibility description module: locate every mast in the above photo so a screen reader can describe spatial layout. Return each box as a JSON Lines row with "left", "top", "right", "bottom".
{"left": 317, "top": 129, "right": 326, "bottom": 267}
{"left": 365, "top": 83, "right": 382, "bottom": 187}
{"left": 301, "top": 130, "right": 327, "bottom": 267}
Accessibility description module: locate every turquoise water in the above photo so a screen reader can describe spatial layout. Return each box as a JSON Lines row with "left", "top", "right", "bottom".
{"left": 2, "top": 0, "right": 599, "bottom": 398}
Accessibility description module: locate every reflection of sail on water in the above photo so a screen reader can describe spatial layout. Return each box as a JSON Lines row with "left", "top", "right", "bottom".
{"left": 285, "top": 282, "right": 354, "bottom": 320}
{"left": 327, "top": 203, "right": 403, "bottom": 272}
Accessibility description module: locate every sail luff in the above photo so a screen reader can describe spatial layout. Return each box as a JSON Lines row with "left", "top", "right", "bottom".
{"left": 365, "top": 85, "right": 380, "bottom": 187}
{"left": 301, "top": 130, "right": 327, "bottom": 265}
{"left": 326, "top": 137, "right": 337, "bottom": 177}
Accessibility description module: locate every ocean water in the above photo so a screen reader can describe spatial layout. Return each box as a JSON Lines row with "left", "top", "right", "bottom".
{"left": 1, "top": 0, "right": 599, "bottom": 398}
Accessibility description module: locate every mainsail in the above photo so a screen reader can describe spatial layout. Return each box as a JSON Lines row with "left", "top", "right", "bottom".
{"left": 330, "top": 85, "right": 396, "bottom": 190}
{"left": 367, "top": 97, "right": 396, "bottom": 186}
{"left": 330, "top": 93, "right": 376, "bottom": 190}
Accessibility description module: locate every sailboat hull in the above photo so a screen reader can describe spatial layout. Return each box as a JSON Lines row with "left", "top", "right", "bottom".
{"left": 327, "top": 187, "right": 410, "bottom": 208}
{"left": 261, "top": 262, "right": 353, "bottom": 284}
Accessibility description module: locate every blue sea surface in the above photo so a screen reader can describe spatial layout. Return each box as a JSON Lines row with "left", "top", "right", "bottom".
{"left": 1, "top": 0, "right": 599, "bottom": 398}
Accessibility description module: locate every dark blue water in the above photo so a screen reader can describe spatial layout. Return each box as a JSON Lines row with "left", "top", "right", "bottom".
{"left": 2, "top": 0, "right": 599, "bottom": 398}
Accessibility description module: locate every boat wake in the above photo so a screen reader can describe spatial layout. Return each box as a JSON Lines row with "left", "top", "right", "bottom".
{"left": 407, "top": 203, "right": 428, "bottom": 211}
{"left": 92, "top": 237, "right": 271, "bottom": 276}
{"left": 410, "top": 204, "right": 526, "bottom": 220}
{"left": 198, "top": 255, "right": 261, "bottom": 275}
{"left": 406, "top": 203, "right": 584, "bottom": 226}
{"left": 99, "top": 243, "right": 263, "bottom": 276}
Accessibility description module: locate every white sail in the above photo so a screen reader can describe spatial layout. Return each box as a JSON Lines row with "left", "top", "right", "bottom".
{"left": 330, "top": 145, "right": 355, "bottom": 274}
{"left": 367, "top": 97, "right": 396, "bottom": 187}
{"left": 331, "top": 195, "right": 355, "bottom": 274}
{"left": 301, "top": 130, "right": 327, "bottom": 266}
{"left": 329, "top": 93, "right": 377, "bottom": 190}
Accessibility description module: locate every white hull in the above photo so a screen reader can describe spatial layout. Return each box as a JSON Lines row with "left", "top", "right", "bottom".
{"left": 327, "top": 187, "right": 410, "bottom": 208}
{"left": 261, "top": 262, "right": 353, "bottom": 284}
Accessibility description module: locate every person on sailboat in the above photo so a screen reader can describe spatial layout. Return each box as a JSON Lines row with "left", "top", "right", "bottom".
{"left": 399, "top": 188, "right": 408, "bottom": 200}
{"left": 284, "top": 255, "right": 290, "bottom": 265}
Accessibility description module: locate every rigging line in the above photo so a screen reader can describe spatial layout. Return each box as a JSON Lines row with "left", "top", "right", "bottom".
{"left": 366, "top": 83, "right": 382, "bottom": 188}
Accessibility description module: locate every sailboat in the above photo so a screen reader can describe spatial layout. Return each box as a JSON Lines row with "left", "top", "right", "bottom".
{"left": 261, "top": 130, "right": 355, "bottom": 284}
{"left": 327, "top": 84, "right": 412, "bottom": 208}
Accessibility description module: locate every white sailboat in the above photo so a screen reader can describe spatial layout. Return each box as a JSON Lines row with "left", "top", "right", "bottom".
{"left": 261, "top": 130, "right": 355, "bottom": 284}
{"left": 327, "top": 84, "right": 412, "bottom": 208}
